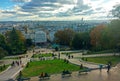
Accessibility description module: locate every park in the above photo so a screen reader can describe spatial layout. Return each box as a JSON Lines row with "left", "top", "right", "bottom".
{"left": 0, "top": 1, "right": 120, "bottom": 81}
{"left": 0, "top": 48, "right": 120, "bottom": 81}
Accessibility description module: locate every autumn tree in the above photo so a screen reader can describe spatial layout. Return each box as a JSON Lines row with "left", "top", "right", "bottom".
{"left": 54, "top": 28, "right": 75, "bottom": 46}
{"left": 90, "top": 24, "right": 106, "bottom": 51}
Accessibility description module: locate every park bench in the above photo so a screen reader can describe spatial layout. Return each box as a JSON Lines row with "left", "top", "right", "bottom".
{"left": 78, "top": 68, "right": 91, "bottom": 75}
{"left": 62, "top": 70, "right": 72, "bottom": 78}
{"left": 17, "top": 77, "right": 30, "bottom": 81}
{"left": 39, "top": 74, "right": 50, "bottom": 80}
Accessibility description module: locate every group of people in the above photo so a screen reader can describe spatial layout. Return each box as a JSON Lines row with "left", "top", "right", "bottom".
{"left": 11, "top": 60, "right": 22, "bottom": 66}
{"left": 99, "top": 61, "right": 112, "bottom": 73}
{"left": 67, "top": 54, "right": 74, "bottom": 59}
{"left": 39, "top": 72, "right": 49, "bottom": 78}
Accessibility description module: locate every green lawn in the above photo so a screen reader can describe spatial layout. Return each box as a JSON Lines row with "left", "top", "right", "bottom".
{"left": 32, "top": 53, "right": 53, "bottom": 58}
{"left": 85, "top": 56, "right": 120, "bottom": 66}
{"left": 22, "top": 59, "right": 81, "bottom": 77}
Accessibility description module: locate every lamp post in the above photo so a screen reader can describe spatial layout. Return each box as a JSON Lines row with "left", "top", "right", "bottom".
{"left": 32, "top": 29, "right": 35, "bottom": 55}
{"left": 82, "top": 41, "right": 85, "bottom": 55}
{"left": 34, "top": 30, "right": 36, "bottom": 54}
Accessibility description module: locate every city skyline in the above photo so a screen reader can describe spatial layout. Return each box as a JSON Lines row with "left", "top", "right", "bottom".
{"left": 0, "top": 0, "right": 120, "bottom": 21}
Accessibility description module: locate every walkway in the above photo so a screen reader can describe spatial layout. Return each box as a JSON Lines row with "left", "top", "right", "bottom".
{"left": 0, "top": 49, "right": 119, "bottom": 81}
{"left": 59, "top": 53, "right": 106, "bottom": 69}
{"left": 0, "top": 66, "right": 21, "bottom": 81}
{"left": 0, "top": 51, "right": 33, "bottom": 81}
{"left": 30, "top": 64, "right": 120, "bottom": 81}
{"left": 29, "top": 52, "right": 120, "bottom": 81}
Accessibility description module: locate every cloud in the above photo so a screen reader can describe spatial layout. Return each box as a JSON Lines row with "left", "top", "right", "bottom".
{"left": 0, "top": 0, "right": 94, "bottom": 20}
{"left": 0, "top": 0, "right": 119, "bottom": 21}
{"left": 11, "top": 0, "right": 31, "bottom": 3}
{"left": 1, "top": 10, "right": 16, "bottom": 14}
{"left": 10, "top": 0, "right": 94, "bottom": 19}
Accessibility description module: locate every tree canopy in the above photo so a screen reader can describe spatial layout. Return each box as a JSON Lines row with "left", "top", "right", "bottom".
{"left": 5, "top": 28, "right": 26, "bottom": 55}
{"left": 112, "top": 4, "right": 120, "bottom": 19}
{"left": 71, "top": 32, "right": 90, "bottom": 50}
{"left": 0, "top": 34, "right": 8, "bottom": 59}
{"left": 54, "top": 28, "right": 75, "bottom": 46}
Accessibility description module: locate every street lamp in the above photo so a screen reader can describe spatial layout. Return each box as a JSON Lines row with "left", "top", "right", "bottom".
{"left": 32, "top": 29, "right": 35, "bottom": 55}
{"left": 82, "top": 41, "right": 85, "bottom": 55}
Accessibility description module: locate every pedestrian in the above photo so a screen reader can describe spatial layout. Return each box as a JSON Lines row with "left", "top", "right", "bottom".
{"left": 107, "top": 64, "right": 111, "bottom": 73}
{"left": 71, "top": 55, "right": 74, "bottom": 59}
{"left": 68, "top": 55, "right": 70, "bottom": 59}
{"left": 99, "top": 64, "right": 103, "bottom": 71}
{"left": 58, "top": 53, "right": 60, "bottom": 59}
{"left": 18, "top": 71, "right": 22, "bottom": 78}
{"left": 108, "top": 61, "right": 112, "bottom": 66}
{"left": 80, "top": 64, "right": 83, "bottom": 69}
{"left": 20, "top": 60, "right": 22, "bottom": 65}
{"left": 12, "top": 61, "right": 15, "bottom": 66}
{"left": 45, "top": 72, "right": 49, "bottom": 77}
{"left": 40, "top": 72, "right": 45, "bottom": 78}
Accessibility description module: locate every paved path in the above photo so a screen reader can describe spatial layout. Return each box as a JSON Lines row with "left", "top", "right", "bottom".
{"left": 59, "top": 52, "right": 120, "bottom": 69}
{"left": 0, "top": 49, "right": 119, "bottom": 81}
{"left": 29, "top": 52, "right": 120, "bottom": 81}
{"left": 0, "top": 51, "right": 33, "bottom": 81}
{"left": 73, "top": 53, "right": 119, "bottom": 57}
{"left": 30, "top": 64, "right": 120, "bottom": 81}
{"left": 0, "top": 66, "right": 21, "bottom": 81}
{"left": 59, "top": 53, "right": 105, "bottom": 69}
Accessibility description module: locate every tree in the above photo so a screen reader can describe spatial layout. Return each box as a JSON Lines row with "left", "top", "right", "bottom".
{"left": 25, "top": 39, "right": 33, "bottom": 47}
{"left": 0, "top": 34, "right": 8, "bottom": 59}
{"left": 0, "top": 47, "right": 8, "bottom": 59}
{"left": 5, "top": 28, "right": 26, "bottom": 55}
{"left": 92, "top": 20, "right": 120, "bottom": 51}
{"left": 54, "top": 28, "right": 75, "bottom": 46}
{"left": 55, "top": 46, "right": 59, "bottom": 51}
{"left": 112, "top": 4, "right": 120, "bottom": 19}
{"left": 71, "top": 32, "right": 90, "bottom": 49}
{"left": 90, "top": 24, "right": 106, "bottom": 51}
{"left": 0, "top": 34, "right": 7, "bottom": 50}
{"left": 106, "top": 20, "right": 120, "bottom": 50}
{"left": 116, "top": 43, "right": 120, "bottom": 54}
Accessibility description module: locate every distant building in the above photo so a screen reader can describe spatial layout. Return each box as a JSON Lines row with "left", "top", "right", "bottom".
{"left": 34, "top": 31, "right": 47, "bottom": 43}
{"left": 49, "top": 31, "right": 55, "bottom": 42}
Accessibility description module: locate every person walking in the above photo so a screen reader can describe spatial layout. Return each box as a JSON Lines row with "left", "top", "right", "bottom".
{"left": 107, "top": 64, "right": 111, "bottom": 73}
{"left": 99, "top": 64, "right": 103, "bottom": 72}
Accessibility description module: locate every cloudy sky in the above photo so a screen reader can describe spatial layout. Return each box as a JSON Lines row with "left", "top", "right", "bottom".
{"left": 0, "top": 0, "right": 119, "bottom": 21}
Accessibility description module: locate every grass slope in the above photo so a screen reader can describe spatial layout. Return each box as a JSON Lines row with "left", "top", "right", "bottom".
{"left": 22, "top": 59, "right": 80, "bottom": 77}
{"left": 86, "top": 56, "right": 120, "bottom": 66}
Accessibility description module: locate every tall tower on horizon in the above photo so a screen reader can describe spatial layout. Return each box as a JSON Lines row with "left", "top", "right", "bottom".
{"left": 81, "top": 17, "right": 84, "bottom": 22}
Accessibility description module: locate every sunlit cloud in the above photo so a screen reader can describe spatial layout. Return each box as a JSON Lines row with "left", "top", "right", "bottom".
{"left": 0, "top": 0, "right": 120, "bottom": 21}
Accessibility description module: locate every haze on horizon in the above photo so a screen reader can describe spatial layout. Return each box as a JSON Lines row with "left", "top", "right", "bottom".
{"left": 0, "top": 0, "right": 120, "bottom": 21}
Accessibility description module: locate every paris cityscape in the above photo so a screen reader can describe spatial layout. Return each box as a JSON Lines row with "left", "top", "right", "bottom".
{"left": 0, "top": 0, "right": 120, "bottom": 81}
